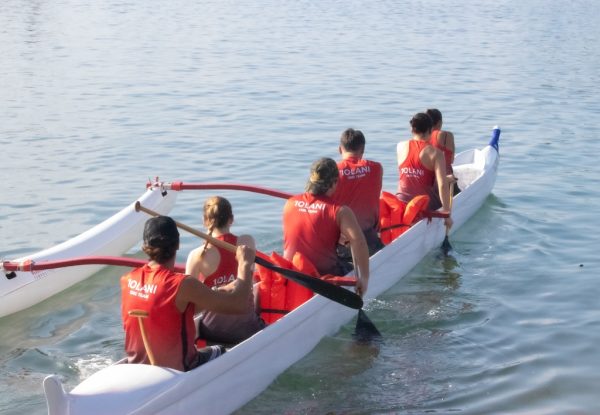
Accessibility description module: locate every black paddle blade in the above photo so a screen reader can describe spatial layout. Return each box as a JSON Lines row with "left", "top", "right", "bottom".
{"left": 353, "top": 309, "right": 382, "bottom": 343}
{"left": 254, "top": 256, "right": 363, "bottom": 310}
{"left": 441, "top": 235, "right": 452, "bottom": 255}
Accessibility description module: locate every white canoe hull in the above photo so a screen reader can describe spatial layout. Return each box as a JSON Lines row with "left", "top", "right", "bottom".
{"left": 44, "top": 128, "right": 500, "bottom": 415}
{"left": 0, "top": 186, "right": 177, "bottom": 319}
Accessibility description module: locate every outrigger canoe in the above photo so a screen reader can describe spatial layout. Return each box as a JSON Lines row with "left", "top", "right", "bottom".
{"left": 0, "top": 181, "right": 177, "bottom": 319}
{"left": 42, "top": 127, "right": 500, "bottom": 415}
{"left": 43, "top": 127, "right": 500, "bottom": 415}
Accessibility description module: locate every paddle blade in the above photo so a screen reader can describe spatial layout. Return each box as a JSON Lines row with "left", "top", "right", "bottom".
{"left": 254, "top": 256, "right": 363, "bottom": 310}
{"left": 441, "top": 235, "right": 452, "bottom": 255}
{"left": 353, "top": 309, "right": 382, "bottom": 343}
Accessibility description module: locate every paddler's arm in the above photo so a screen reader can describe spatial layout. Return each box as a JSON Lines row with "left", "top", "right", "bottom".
{"left": 213, "top": 234, "right": 257, "bottom": 294}
{"left": 337, "top": 206, "right": 370, "bottom": 297}
{"left": 432, "top": 148, "right": 453, "bottom": 229}
{"left": 176, "top": 245, "right": 254, "bottom": 314}
{"left": 442, "top": 130, "right": 456, "bottom": 164}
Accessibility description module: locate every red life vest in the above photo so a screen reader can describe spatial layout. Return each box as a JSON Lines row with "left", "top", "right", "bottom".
{"left": 333, "top": 157, "right": 383, "bottom": 232}
{"left": 257, "top": 251, "right": 314, "bottom": 324}
{"left": 430, "top": 130, "right": 454, "bottom": 175}
{"left": 283, "top": 193, "right": 341, "bottom": 275}
{"left": 121, "top": 264, "right": 196, "bottom": 371}
{"left": 201, "top": 233, "right": 238, "bottom": 288}
{"left": 379, "top": 191, "right": 430, "bottom": 245}
{"left": 396, "top": 140, "right": 436, "bottom": 204}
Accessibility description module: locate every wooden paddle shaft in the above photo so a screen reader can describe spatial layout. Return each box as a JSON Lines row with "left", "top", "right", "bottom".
{"left": 135, "top": 202, "right": 237, "bottom": 254}
{"left": 128, "top": 309, "right": 156, "bottom": 366}
{"left": 445, "top": 180, "right": 455, "bottom": 234}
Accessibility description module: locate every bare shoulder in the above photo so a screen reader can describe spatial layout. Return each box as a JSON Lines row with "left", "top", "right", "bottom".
{"left": 186, "top": 246, "right": 202, "bottom": 262}
{"left": 187, "top": 243, "right": 218, "bottom": 263}
{"left": 185, "top": 247, "right": 205, "bottom": 273}
{"left": 396, "top": 140, "right": 409, "bottom": 152}
{"left": 237, "top": 234, "right": 256, "bottom": 249}
{"left": 337, "top": 205, "right": 359, "bottom": 227}
{"left": 443, "top": 130, "right": 455, "bottom": 144}
{"left": 396, "top": 140, "right": 409, "bottom": 164}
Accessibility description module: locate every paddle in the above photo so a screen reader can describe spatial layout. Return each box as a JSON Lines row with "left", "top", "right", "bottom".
{"left": 350, "top": 246, "right": 382, "bottom": 342}
{"left": 441, "top": 181, "right": 455, "bottom": 255}
{"left": 128, "top": 309, "right": 156, "bottom": 365}
{"left": 135, "top": 202, "right": 363, "bottom": 310}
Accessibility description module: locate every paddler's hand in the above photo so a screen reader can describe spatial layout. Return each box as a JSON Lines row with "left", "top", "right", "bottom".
{"left": 355, "top": 275, "right": 369, "bottom": 298}
{"left": 443, "top": 215, "right": 453, "bottom": 230}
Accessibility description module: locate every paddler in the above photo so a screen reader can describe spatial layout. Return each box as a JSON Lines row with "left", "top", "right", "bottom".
{"left": 121, "top": 215, "right": 254, "bottom": 371}
{"left": 283, "top": 157, "right": 370, "bottom": 297}
{"left": 396, "top": 112, "right": 453, "bottom": 229}
{"left": 333, "top": 128, "right": 384, "bottom": 256}
{"left": 185, "top": 196, "right": 265, "bottom": 344}
{"left": 426, "top": 108, "right": 461, "bottom": 196}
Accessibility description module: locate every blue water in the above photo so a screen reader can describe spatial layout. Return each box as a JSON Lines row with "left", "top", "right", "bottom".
{"left": 1, "top": 0, "right": 600, "bottom": 413}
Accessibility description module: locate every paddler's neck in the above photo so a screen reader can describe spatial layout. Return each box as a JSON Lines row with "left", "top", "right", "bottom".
{"left": 412, "top": 131, "right": 431, "bottom": 142}
{"left": 211, "top": 226, "right": 230, "bottom": 237}
{"left": 148, "top": 256, "right": 176, "bottom": 271}
{"left": 339, "top": 146, "right": 363, "bottom": 161}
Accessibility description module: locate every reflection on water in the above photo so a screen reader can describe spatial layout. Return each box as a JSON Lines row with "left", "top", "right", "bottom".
{"left": 437, "top": 251, "right": 462, "bottom": 290}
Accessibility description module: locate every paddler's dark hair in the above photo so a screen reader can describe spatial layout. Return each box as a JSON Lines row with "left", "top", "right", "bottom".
{"left": 425, "top": 108, "right": 442, "bottom": 127}
{"left": 199, "top": 196, "right": 233, "bottom": 258}
{"left": 340, "top": 128, "right": 366, "bottom": 152}
{"left": 410, "top": 112, "right": 433, "bottom": 135}
{"left": 142, "top": 216, "right": 179, "bottom": 263}
{"left": 305, "top": 157, "right": 339, "bottom": 195}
